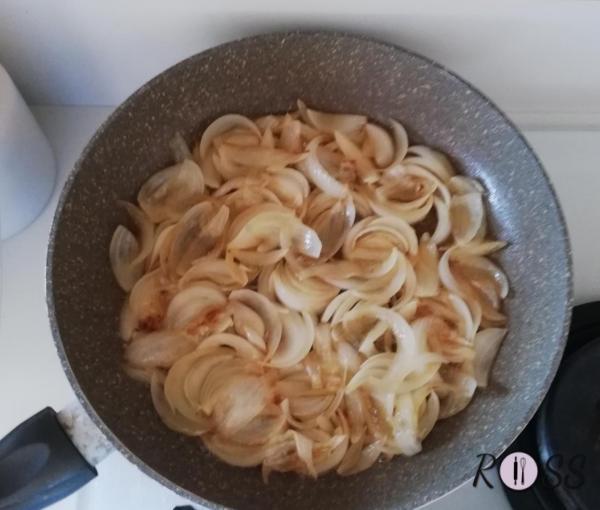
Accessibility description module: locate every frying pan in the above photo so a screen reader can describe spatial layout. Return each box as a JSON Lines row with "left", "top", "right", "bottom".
{"left": 0, "top": 31, "right": 572, "bottom": 510}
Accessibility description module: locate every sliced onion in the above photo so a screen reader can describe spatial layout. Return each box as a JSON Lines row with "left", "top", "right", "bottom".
{"left": 138, "top": 159, "right": 205, "bottom": 223}
{"left": 358, "top": 320, "right": 388, "bottom": 356}
{"left": 349, "top": 255, "right": 407, "bottom": 304}
{"left": 405, "top": 164, "right": 451, "bottom": 205}
{"left": 404, "top": 146, "right": 455, "bottom": 183}
{"left": 199, "top": 114, "right": 260, "bottom": 160}
{"left": 453, "top": 240, "right": 507, "bottom": 257}
{"left": 291, "top": 224, "right": 323, "bottom": 259}
{"left": 417, "top": 391, "right": 440, "bottom": 440}
{"left": 414, "top": 235, "right": 439, "bottom": 297}
{"left": 293, "top": 432, "right": 317, "bottom": 478}
{"left": 221, "top": 186, "right": 282, "bottom": 218}
{"left": 424, "top": 316, "right": 474, "bottom": 363}
{"left": 334, "top": 130, "right": 378, "bottom": 183}
{"left": 228, "top": 408, "right": 287, "bottom": 445}
{"left": 123, "top": 364, "right": 154, "bottom": 384}
{"left": 168, "top": 203, "right": 229, "bottom": 276}
{"left": 229, "top": 289, "right": 283, "bottom": 358}
{"left": 375, "top": 175, "right": 436, "bottom": 210}
{"left": 280, "top": 119, "right": 303, "bottom": 153}
{"left": 151, "top": 372, "right": 207, "bottom": 435}
{"left": 229, "top": 248, "right": 288, "bottom": 267}
{"left": 450, "top": 192, "right": 484, "bottom": 245}
{"left": 129, "top": 269, "right": 172, "bottom": 331}
{"left": 255, "top": 114, "right": 281, "bottom": 133}
{"left": 439, "top": 247, "right": 462, "bottom": 296}
{"left": 192, "top": 144, "right": 221, "bottom": 189}
{"left": 343, "top": 392, "right": 366, "bottom": 443}
{"left": 180, "top": 257, "right": 248, "bottom": 290}
{"left": 190, "top": 357, "right": 264, "bottom": 411}
{"left": 257, "top": 264, "right": 277, "bottom": 301}
{"left": 215, "top": 129, "right": 262, "bottom": 150}
{"left": 270, "top": 311, "right": 315, "bottom": 368}
{"left": 230, "top": 300, "right": 267, "bottom": 351}
{"left": 112, "top": 104, "right": 511, "bottom": 480}
{"left": 219, "top": 144, "right": 305, "bottom": 170}
{"left": 266, "top": 168, "right": 310, "bottom": 211}
{"left": 298, "top": 138, "right": 348, "bottom": 198}
{"left": 288, "top": 393, "right": 335, "bottom": 420}
{"left": 165, "top": 283, "right": 227, "bottom": 333}
{"left": 119, "top": 300, "right": 136, "bottom": 341}
{"left": 213, "top": 175, "right": 264, "bottom": 197}
{"left": 203, "top": 434, "right": 267, "bottom": 467}
{"left": 385, "top": 395, "right": 422, "bottom": 456}
{"left": 261, "top": 127, "right": 275, "bottom": 148}
{"left": 448, "top": 175, "right": 484, "bottom": 195}
{"left": 165, "top": 349, "right": 231, "bottom": 423}
{"left": 370, "top": 193, "right": 434, "bottom": 224}
{"left": 343, "top": 215, "right": 418, "bottom": 258}
{"left": 148, "top": 223, "right": 175, "bottom": 270}
{"left": 211, "top": 375, "right": 270, "bottom": 435}
{"left": 388, "top": 120, "right": 409, "bottom": 165}
{"left": 228, "top": 203, "right": 321, "bottom": 261}
{"left": 119, "top": 201, "right": 154, "bottom": 266}
{"left": 436, "top": 365, "right": 478, "bottom": 419}
{"left": 337, "top": 434, "right": 363, "bottom": 474}
{"left": 110, "top": 226, "right": 143, "bottom": 291}
{"left": 455, "top": 254, "right": 510, "bottom": 300}
{"left": 441, "top": 250, "right": 508, "bottom": 325}
{"left": 346, "top": 354, "right": 394, "bottom": 394}
{"left": 272, "top": 261, "right": 339, "bottom": 314}
{"left": 125, "top": 330, "right": 196, "bottom": 368}
{"left": 473, "top": 328, "right": 507, "bottom": 387}
{"left": 306, "top": 195, "right": 356, "bottom": 261}
{"left": 170, "top": 132, "right": 192, "bottom": 162}
{"left": 365, "top": 123, "right": 394, "bottom": 167}
{"left": 430, "top": 197, "right": 451, "bottom": 245}
{"left": 335, "top": 341, "right": 362, "bottom": 375}
{"left": 313, "top": 435, "right": 349, "bottom": 474}
{"left": 338, "top": 438, "right": 383, "bottom": 476}
{"left": 321, "top": 290, "right": 361, "bottom": 324}
{"left": 197, "top": 333, "right": 263, "bottom": 360}
{"left": 447, "top": 292, "right": 477, "bottom": 341}
{"left": 303, "top": 103, "right": 366, "bottom": 134}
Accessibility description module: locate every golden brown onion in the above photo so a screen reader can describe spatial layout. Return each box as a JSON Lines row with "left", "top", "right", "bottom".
{"left": 112, "top": 102, "right": 509, "bottom": 481}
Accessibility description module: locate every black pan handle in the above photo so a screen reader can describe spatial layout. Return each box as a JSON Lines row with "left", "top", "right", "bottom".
{"left": 0, "top": 407, "right": 97, "bottom": 510}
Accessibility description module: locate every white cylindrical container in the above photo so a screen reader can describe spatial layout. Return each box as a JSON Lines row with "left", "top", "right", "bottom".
{"left": 0, "top": 64, "right": 56, "bottom": 240}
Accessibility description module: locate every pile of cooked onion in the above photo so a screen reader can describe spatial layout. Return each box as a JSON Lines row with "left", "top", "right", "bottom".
{"left": 110, "top": 101, "right": 508, "bottom": 480}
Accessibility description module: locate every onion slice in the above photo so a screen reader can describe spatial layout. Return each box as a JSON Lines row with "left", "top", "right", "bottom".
{"left": 365, "top": 123, "right": 394, "bottom": 167}
{"left": 450, "top": 192, "right": 484, "bottom": 245}
{"left": 138, "top": 159, "right": 205, "bottom": 223}
{"left": 110, "top": 226, "right": 143, "bottom": 291}
{"left": 300, "top": 101, "right": 367, "bottom": 134}
{"left": 199, "top": 114, "right": 260, "bottom": 160}
{"left": 473, "top": 328, "right": 507, "bottom": 387}
{"left": 270, "top": 312, "right": 315, "bottom": 368}
{"left": 298, "top": 139, "right": 348, "bottom": 198}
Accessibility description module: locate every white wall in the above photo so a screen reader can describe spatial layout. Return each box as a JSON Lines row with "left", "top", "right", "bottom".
{"left": 1, "top": 1, "right": 599, "bottom": 128}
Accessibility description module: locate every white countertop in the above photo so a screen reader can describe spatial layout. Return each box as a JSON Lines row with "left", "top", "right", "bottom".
{"left": 1, "top": 106, "right": 599, "bottom": 510}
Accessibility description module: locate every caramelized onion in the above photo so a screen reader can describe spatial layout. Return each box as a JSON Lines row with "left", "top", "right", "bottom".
{"left": 112, "top": 101, "right": 509, "bottom": 480}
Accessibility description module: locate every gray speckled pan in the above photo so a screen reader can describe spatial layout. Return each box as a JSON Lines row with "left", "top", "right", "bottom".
{"left": 47, "top": 31, "right": 572, "bottom": 510}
